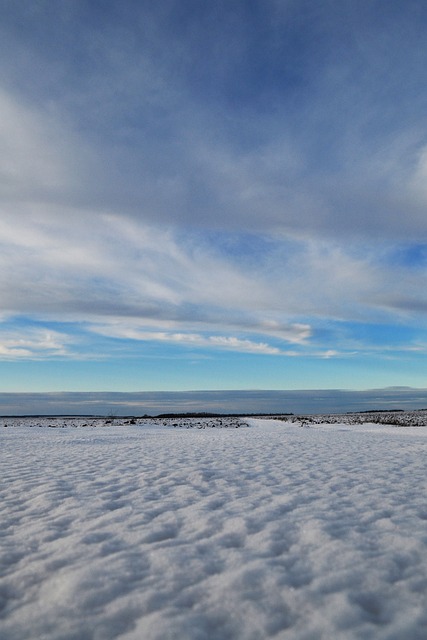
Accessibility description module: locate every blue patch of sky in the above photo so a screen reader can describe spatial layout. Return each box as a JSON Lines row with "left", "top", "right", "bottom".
{"left": 183, "top": 228, "right": 295, "bottom": 268}
{"left": 179, "top": 5, "right": 311, "bottom": 109}
{"left": 350, "top": 322, "right": 422, "bottom": 348}
{"left": 1, "top": 315, "right": 72, "bottom": 335}
{"left": 312, "top": 318, "right": 427, "bottom": 352}
{"left": 290, "top": 322, "right": 410, "bottom": 365}
{"left": 387, "top": 244, "right": 427, "bottom": 269}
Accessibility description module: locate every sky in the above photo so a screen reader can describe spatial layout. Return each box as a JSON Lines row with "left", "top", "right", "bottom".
{"left": 1, "top": 1, "right": 427, "bottom": 413}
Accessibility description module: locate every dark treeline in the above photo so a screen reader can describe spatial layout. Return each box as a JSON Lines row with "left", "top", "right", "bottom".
{"left": 1, "top": 412, "right": 294, "bottom": 419}
{"left": 153, "top": 412, "right": 294, "bottom": 419}
{"left": 348, "top": 409, "right": 405, "bottom": 414}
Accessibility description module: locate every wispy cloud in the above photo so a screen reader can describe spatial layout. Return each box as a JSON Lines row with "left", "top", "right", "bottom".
{"left": 0, "top": 327, "right": 73, "bottom": 360}
{"left": 0, "top": 90, "right": 67, "bottom": 199}
{"left": 1, "top": 210, "right": 427, "bottom": 360}
{"left": 90, "top": 326, "right": 286, "bottom": 356}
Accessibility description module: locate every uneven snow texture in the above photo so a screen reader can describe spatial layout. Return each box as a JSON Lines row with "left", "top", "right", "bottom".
{"left": 1, "top": 419, "right": 427, "bottom": 640}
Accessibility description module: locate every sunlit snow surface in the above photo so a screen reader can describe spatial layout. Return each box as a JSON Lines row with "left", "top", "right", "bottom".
{"left": 1, "top": 417, "right": 427, "bottom": 639}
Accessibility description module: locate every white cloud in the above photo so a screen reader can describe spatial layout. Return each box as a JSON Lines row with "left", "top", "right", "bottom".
{"left": 0, "top": 210, "right": 273, "bottom": 321}
{"left": 322, "top": 350, "right": 339, "bottom": 359}
{"left": 1, "top": 205, "right": 427, "bottom": 349}
{"left": 0, "top": 328, "right": 73, "bottom": 360}
{"left": 90, "top": 325, "right": 283, "bottom": 355}
{"left": 0, "top": 90, "right": 66, "bottom": 197}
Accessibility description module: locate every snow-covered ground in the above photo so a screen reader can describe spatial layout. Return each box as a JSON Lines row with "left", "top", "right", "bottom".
{"left": 1, "top": 417, "right": 427, "bottom": 639}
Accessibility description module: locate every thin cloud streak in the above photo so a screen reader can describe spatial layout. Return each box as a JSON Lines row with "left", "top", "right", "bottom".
{"left": 90, "top": 326, "right": 295, "bottom": 356}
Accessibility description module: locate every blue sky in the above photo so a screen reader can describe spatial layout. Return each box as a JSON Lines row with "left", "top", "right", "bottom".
{"left": 1, "top": 1, "right": 427, "bottom": 412}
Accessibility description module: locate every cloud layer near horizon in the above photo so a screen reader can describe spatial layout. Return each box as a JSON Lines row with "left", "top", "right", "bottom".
{"left": 1, "top": 387, "right": 427, "bottom": 416}
{"left": 1, "top": 1, "right": 427, "bottom": 391}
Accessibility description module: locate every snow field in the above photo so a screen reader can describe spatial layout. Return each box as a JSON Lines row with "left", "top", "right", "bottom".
{"left": 1, "top": 419, "right": 427, "bottom": 639}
